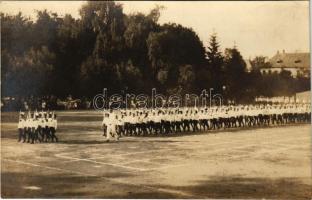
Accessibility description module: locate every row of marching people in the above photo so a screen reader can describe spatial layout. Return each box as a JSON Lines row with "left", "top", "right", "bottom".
{"left": 17, "top": 111, "right": 58, "bottom": 143}
{"left": 101, "top": 103, "right": 311, "bottom": 137}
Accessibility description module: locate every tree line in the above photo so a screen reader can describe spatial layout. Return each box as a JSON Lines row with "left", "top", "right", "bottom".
{"left": 1, "top": 1, "right": 309, "bottom": 104}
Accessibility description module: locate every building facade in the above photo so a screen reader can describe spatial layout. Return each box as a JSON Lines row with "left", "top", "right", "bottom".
{"left": 260, "top": 50, "right": 310, "bottom": 77}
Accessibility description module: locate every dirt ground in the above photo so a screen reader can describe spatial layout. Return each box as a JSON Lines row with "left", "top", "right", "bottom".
{"left": 1, "top": 110, "right": 312, "bottom": 199}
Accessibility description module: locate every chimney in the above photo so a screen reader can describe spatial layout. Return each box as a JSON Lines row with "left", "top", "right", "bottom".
{"left": 282, "top": 49, "right": 285, "bottom": 54}
{"left": 277, "top": 50, "right": 280, "bottom": 55}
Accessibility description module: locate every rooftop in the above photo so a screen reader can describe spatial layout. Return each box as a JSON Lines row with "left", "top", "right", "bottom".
{"left": 269, "top": 50, "right": 310, "bottom": 69}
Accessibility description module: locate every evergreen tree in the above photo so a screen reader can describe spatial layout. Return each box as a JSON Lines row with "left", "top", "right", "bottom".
{"left": 206, "top": 33, "right": 224, "bottom": 92}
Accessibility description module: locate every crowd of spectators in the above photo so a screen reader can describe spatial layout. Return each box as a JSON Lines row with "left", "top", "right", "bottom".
{"left": 1, "top": 95, "right": 92, "bottom": 111}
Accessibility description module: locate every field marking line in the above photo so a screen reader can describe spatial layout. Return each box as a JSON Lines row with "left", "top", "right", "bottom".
{"left": 57, "top": 148, "right": 173, "bottom": 162}
{"left": 56, "top": 152, "right": 191, "bottom": 172}
{"left": 90, "top": 148, "right": 173, "bottom": 159}
{"left": 4, "top": 132, "right": 308, "bottom": 162}
{"left": 2, "top": 158, "right": 196, "bottom": 198}
{"left": 61, "top": 157, "right": 153, "bottom": 165}
{"left": 55, "top": 154, "right": 149, "bottom": 171}
{"left": 117, "top": 158, "right": 154, "bottom": 165}
{"left": 2, "top": 158, "right": 96, "bottom": 177}
{"left": 58, "top": 147, "right": 181, "bottom": 167}
{"left": 51, "top": 128, "right": 312, "bottom": 172}
{"left": 66, "top": 155, "right": 191, "bottom": 173}
{"left": 55, "top": 135, "right": 310, "bottom": 169}
{"left": 148, "top": 163, "right": 191, "bottom": 171}
{"left": 59, "top": 136, "right": 277, "bottom": 160}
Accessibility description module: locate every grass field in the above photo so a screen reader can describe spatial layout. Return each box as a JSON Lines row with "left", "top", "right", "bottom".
{"left": 1, "top": 110, "right": 312, "bottom": 199}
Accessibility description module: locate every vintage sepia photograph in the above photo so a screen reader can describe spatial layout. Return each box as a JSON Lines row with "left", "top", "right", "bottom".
{"left": 1, "top": 1, "right": 311, "bottom": 199}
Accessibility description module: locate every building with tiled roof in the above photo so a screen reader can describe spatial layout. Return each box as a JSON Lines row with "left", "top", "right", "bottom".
{"left": 260, "top": 50, "right": 310, "bottom": 77}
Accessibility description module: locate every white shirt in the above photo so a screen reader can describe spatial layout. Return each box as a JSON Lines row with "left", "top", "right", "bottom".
{"left": 31, "top": 119, "right": 38, "bottom": 129}
{"left": 26, "top": 119, "right": 32, "bottom": 128}
{"left": 40, "top": 118, "right": 46, "bottom": 127}
{"left": 154, "top": 115, "right": 161, "bottom": 123}
{"left": 18, "top": 119, "right": 25, "bottom": 129}
{"left": 47, "top": 118, "right": 53, "bottom": 128}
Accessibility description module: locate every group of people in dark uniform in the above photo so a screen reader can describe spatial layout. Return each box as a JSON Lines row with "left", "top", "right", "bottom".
{"left": 17, "top": 111, "right": 58, "bottom": 144}
{"left": 101, "top": 103, "right": 311, "bottom": 140}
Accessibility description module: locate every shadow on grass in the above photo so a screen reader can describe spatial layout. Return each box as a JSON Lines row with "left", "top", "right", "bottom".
{"left": 2, "top": 172, "right": 311, "bottom": 198}
{"left": 145, "top": 176, "right": 312, "bottom": 199}
{"left": 1, "top": 171, "right": 178, "bottom": 198}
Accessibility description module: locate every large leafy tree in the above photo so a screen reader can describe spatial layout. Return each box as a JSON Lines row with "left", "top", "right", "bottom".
{"left": 51, "top": 14, "right": 82, "bottom": 97}
{"left": 147, "top": 23, "right": 206, "bottom": 94}
{"left": 250, "top": 56, "right": 271, "bottom": 71}
{"left": 78, "top": 1, "right": 126, "bottom": 96}
{"left": 32, "top": 10, "right": 59, "bottom": 50}
{"left": 1, "top": 1, "right": 310, "bottom": 104}
{"left": 3, "top": 46, "right": 55, "bottom": 97}
{"left": 1, "top": 12, "right": 33, "bottom": 56}
{"left": 80, "top": 1, "right": 125, "bottom": 63}
{"left": 123, "top": 6, "right": 163, "bottom": 91}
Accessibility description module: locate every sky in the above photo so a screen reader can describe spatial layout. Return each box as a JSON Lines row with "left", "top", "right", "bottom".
{"left": 0, "top": 1, "right": 310, "bottom": 59}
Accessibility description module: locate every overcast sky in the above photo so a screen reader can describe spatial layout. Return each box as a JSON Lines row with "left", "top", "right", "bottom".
{"left": 1, "top": 1, "right": 310, "bottom": 59}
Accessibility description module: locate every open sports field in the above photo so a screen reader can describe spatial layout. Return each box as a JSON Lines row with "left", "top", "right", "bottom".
{"left": 1, "top": 110, "right": 312, "bottom": 199}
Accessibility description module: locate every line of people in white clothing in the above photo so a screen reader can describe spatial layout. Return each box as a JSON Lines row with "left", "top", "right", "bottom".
{"left": 101, "top": 103, "right": 311, "bottom": 140}
{"left": 17, "top": 111, "right": 58, "bottom": 144}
